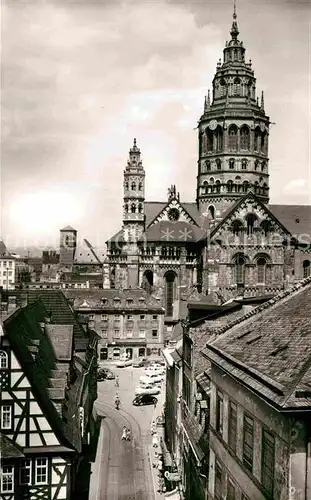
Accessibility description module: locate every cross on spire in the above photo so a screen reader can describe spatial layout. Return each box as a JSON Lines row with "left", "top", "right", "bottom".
{"left": 230, "top": 0, "right": 239, "bottom": 40}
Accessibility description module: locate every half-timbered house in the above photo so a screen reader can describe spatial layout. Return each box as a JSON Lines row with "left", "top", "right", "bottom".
{"left": 0, "top": 290, "right": 98, "bottom": 500}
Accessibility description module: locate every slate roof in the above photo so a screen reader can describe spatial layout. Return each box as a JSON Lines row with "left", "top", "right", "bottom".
{"left": 0, "top": 240, "right": 10, "bottom": 257}
{"left": 203, "top": 276, "right": 311, "bottom": 410}
{"left": 60, "top": 225, "right": 77, "bottom": 232}
{"left": 73, "top": 239, "right": 102, "bottom": 264}
{"left": 0, "top": 433, "right": 24, "bottom": 458}
{"left": 63, "top": 288, "right": 164, "bottom": 312}
{"left": 107, "top": 199, "right": 310, "bottom": 245}
{"left": 145, "top": 221, "right": 205, "bottom": 243}
{"left": 4, "top": 300, "right": 83, "bottom": 452}
{"left": 268, "top": 204, "right": 311, "bottom": 237}
{"left": 12, "top": 290, "right": 89, "bottom": 351}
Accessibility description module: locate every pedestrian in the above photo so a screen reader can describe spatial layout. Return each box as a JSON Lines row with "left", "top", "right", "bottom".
{"left": 121, "top": 426, "right": 127, "bottom": 441}
{"left": 115, "top": 375, "right": 119, "bottom": 387}
{"left": 126, "top": 428, "right": 131, "bottom": 441}
{"left": 153, "top": 399, "right": 157, "bottom": 410}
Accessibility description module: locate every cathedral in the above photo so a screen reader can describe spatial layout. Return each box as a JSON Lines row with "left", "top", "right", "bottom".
{"left": 105, "top": 7, "right": 311, "bottom": 316}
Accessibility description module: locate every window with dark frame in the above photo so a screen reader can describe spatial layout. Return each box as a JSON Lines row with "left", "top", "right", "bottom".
{"left": 183, "top": 374, "right": 191, "bottom": 408}
{"left": 214, "top": 460, "right": 224, "bottom": 499}
{"left": 20, "top": 459, "right": 32, "bottom": 485}
{"left": 261, "top": 429, "right": 275, "bottom": 495}
{"left": 228, "top": 401, "right": 237, "bottom": 453}
{"left": 227, "top": 477, "right": 236, "bottom": 500}
{"left": 1, "top": 465, "right": 14, "bottom": 493}
{"left": 243, "top": 414, "right": 254, "bottom": 472}
{"left": 215, "top": 391, "right": 224, "bottom": 436}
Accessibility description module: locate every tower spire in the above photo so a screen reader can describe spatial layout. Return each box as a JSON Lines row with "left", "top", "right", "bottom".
{"left": 230, "top": 0, "right": 239, "bottom": 40}
{"left": 261, "top": 91, "right": 265, "bottom": 111}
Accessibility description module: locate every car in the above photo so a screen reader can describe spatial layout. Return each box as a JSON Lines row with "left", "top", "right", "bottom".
{"left": 132, "top": 358, "right": 146, "bottom": 368}
{"left": 104, "top": 369, "right": 115, "bottom": 380}
{"left": 135, "top": 385, "right": 160, "bottom": 395}
{"left": 132, "top": 394, "right": 158, "bottom": 406}
{"left": 97, "top": 369, "right": 107, "bottom": 381}
{"left": 140, "top": 374, "right": 163, "bottom": 385}
{"left": 145, "top": 367, "right": 165, "bottom": 377}
{"left": 116, "top": 359, "right": 133, "bottom": 368}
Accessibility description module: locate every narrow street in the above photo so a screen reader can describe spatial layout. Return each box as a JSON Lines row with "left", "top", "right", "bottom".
{"left": 89, "top": 365, "right": 165, "bottom": 500}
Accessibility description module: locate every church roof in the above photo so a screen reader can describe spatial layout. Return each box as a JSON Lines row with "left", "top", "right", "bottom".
{"left": 60, "top": 225, "right": 77, "bottom": 232}
{"left": 203, "top": 276, "right": 311, "bottom": 410}
{"left": 145, "top": 220, "right": 205, "bottom": 243}
{"left": 73, "top": 239, "right": 102, "bottom": 264}
{"left": 0, "top": 240, "right": 10, "bottom": 257}
{"left": 269, "top": 204, "right": 311, "bottom": 237}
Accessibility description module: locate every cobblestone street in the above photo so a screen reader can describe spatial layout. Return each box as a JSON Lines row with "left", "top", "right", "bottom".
{"left": 89, "top": 365, "right": 165, "bottom": 500}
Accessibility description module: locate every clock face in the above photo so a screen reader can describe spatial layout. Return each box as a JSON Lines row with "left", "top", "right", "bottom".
{"left": 209, "top": 119, "right": 217, "bottom": 130}
{"left": 168, "top": 208, "right": 180, "bottom": 221}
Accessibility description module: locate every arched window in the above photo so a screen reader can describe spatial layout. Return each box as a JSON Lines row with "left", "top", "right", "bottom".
{"left": 131, "top": 203, "right": 136, "bottom": 213}
{"left": 261, "top": 131, "right": 267, "bottom": 153}
{"left": 205, "top": 160, "right": 211, "bottom": 171}
{"left": 241, "top": 159, "right": 247, "bottom": 170}
{"left": 220, "top": 78, "right": 226, "bottom": 97}
{"left": 257, "top": 257, "right": 267, "bottom": 284}
{"left": 216, "top": 159, "right": 222, "bottom": 170}
{"left": 261, "top": 162, "right": 266, "bottom": 172}
{"left": 303, "top": 260, "right": 311, "bottom": 278}
{"left": 125, "top": 203, "right": 128, "bottom": 213}
{"left": 227, "top": 180, "right": 233, "bottom": 193}
{"left": 263, "top": 183, "right": 268, "bottom": 196}
{"left": 232, "top": 220, "right": 243, "bottom": 236}
{"left": 246, "top": 213, "right": 258, "bottom": 235}
{"left": 233, "top": 255, "right": 246, "bottom": 284}
{"left": 254, "top": 160, "right": 259, "bottom": 171}
{"left": 229, "top": 159, "right": 235, "bottom": 170}
{"left": 215, "top": 127, "right": 223, "bottom": 151}
{"left": 131, "top": 182, "right": 136, "bottom": 191}
{"left": 138, "top": 182, "right": 143, "bottom": 191}
{"left": 240, "top": 126, "right": 250, "bottom": 150}
{"left": 125, "top": 181, "right": 129, "bottom": 190}
{"left": 215, "top": 180, "right": 221, "bottom": 193}
{"left": 228, "top": 125, "right": 238, "bottom": 150}
{"left": 233, "top": 77, "right": 241, "bottom": 95}
{"left": 202, "top": 181, "right": 208, "bottom": 194}
{"left": 65, "top": 235, "right": 69, "bottom": 246}
{"left": 242, "top": 181, "right": 249, "bottom": 193}
{"left": 234, "top": 49, "right": 238, "bottom": 61}
{"left": 260, "top": 219, "right": 272, "bottom": 236}
{"left": 0, "top": 351, "right": 8, "bottom": 369}
{"left": 205, "top": 129, "right": 214, "bottom": 153}
{"left": 208, "top": 206, "right": 215, "bottom": 219}
{"left": 254, "top": 128, "right": 261, "bottom": 152}
{"left": 138, "top": 203, "right": 143, "bottom": 214}
{"left": 165, "top": 271, "right": 177, "bottom": 317}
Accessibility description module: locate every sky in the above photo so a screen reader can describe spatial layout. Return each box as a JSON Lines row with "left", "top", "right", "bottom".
{"left": 1, "top": 0, "right": 310, "bottom": 252}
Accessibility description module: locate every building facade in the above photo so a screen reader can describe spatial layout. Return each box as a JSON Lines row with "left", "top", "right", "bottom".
{"left": 63, "top": 289, "right": 165, "bottom": 361}
{"left": 105, "top": 8, "right": 311, "bottom": 309}
{"left": 0, "top": 242, "right": 16, "bottom": 291}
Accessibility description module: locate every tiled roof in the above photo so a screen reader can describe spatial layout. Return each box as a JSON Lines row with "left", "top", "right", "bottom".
{"left": 269, "top": 204, "right": 311, "bottom": 236}
{"left": 13, "top": 290, "right": 89, "bottom": 351}
{"left": 0, "top": 434, "right": 24, "bottom": 458}
{"left": 0, "top": 240, "right": 10, "bottom": 257}
{"left": 4, "top": 300, "right": 82, "bottom": 451}
{"left": 145, "top": 220, "right": 205, "bottom": 242}
{"left": 73, "top": 239, "right": 102, "bottom": 264}
{"left": 60, "top": 225, "right": 77, "bottom": 232}
{"left": 63, "top": 288, "right": 164, "bottom": 311}
{"left": 203, "top": 276, "right": 311, "bottom": 409}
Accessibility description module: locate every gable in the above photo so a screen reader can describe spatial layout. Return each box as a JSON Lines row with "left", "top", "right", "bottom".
{"left": 210, "top": 194, "right": 290, "bottom": 244}
{"left": 148, "top": 198, "right": 199, "bottom": 228}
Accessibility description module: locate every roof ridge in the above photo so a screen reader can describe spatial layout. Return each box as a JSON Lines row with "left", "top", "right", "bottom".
{"left": 214, "top": 276, "right": 311, "bottom": 336}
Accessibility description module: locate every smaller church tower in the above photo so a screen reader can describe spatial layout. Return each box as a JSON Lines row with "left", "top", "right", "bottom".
{"left": 123, "top": 138, "right": 145, "bottom": 243}
{"left": 59, "top": 225, "right": 77, "bottom": 268}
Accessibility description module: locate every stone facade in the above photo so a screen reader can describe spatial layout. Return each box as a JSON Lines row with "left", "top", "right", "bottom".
{"left": 105, "top": 8, "right": 311, "bottom": 309}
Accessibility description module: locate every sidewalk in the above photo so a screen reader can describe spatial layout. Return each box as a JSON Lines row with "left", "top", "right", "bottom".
{"left": 148, "top": 385, "right": 167, "bottom": 499}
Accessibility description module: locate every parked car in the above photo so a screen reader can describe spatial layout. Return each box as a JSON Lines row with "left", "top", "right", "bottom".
{"left": 133, "top": 394, "right": 158, "bottom": 406}
{"left": 132, "top": 358, "right": 146, "bottom": 368}
{"left": 145, "top": 367, "right": 165, "bottom": 377}
{"left": 135, "top": 385, "right": 160, "bottom": 395}
{"left": 116, "top": 359, "right": 133, "bottom": 368}
{"left": 140, "top": 373, "right": 163, "bottom": 385}
{"left": 104, "top": 369, "right": 115, "bottom": 380}
{"left": 97, "top": 369, "right": 107, "bottom": 381}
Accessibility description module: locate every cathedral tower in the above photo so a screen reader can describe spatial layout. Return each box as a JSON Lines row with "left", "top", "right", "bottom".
{"left": 196, "top": 4, "right": 270, "bottom": 218}
{"left": 123, "top": 138, "right": 145, "bottom": 243}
